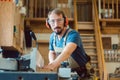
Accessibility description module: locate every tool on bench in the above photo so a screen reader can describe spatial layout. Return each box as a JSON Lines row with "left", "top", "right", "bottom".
{"left": 58, "top": 61, "right": 71, "bottom": 78}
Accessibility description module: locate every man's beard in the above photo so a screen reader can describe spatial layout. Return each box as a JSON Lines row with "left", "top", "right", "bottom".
{"left": 54, "top": 27, "right": 63, "bottom": 35}
{"left": 55, "top": 30, "right": 62, "bottom": 35}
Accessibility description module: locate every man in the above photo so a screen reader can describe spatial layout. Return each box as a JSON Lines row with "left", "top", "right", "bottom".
{"left": 44, "top": 8, "right": 92, "bottom": 78}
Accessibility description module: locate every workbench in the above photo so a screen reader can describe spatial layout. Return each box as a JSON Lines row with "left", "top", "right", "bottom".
{"left": 0, "top": 71, "right": 58, "bottom": 80}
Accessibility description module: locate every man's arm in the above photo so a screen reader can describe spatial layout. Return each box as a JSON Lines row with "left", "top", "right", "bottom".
{"left": 48, "top": 50, "right": 56, "bottom": 63}
{"left": 54, "top": 42, "right": 77, "bottom": 64}
{"left": 44, "top": 42, "right": 77, "bottom": 70}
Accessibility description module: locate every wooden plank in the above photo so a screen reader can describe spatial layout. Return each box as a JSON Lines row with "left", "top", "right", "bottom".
{"left": 43, "top": 0, "right": 45, "bottom": 17}
{"left": 39, "top": 0, "right": 41, "bottom": 17}
{"left": 25, "top": 0, "right": 29, "bottom": 17}
{"left": 116, "top": 0, "right": 118, "bottom": 18}
{"left": 102, "top": 28, "right": 120, "bottom": 34}
{"left": 78, "top": 22, "right": 94, "bottom": 30}
{"left": 102, "top": 0, "right": 105, "bottom": 19}
{"left": 34, "top": 0, "right": 37, "bottom": 17}
{"left": 98, "top": 0, "right": 101, "bottom": 19}
{"left": 76, "top": 0, "right": 91, "bottom": 3}
{"left": 0, "top": 2, "right": 24, "bottom": 52}
{"left": 112, "top": 0, "right": 114, "bottom": 18}
{"left": 0, "top": 2, "right": 15, "bottom": 46}
{"left": 100, "top": 19, "right": 120, "bottom": 22}
{"left": 73, "top": 0, "right": 78, "bottom": 30}
{"left": 110, "top": 78, "right": 120, "bottom": 80}
{"left": 29, "top": 0, "right": 33, "bottom": 18}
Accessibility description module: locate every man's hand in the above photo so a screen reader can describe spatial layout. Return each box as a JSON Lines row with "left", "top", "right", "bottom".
{"left": 43, "top": 61, "right": 60, "bottom": 71}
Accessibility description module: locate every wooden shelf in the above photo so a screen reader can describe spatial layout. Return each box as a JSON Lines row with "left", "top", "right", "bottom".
{"left": 25, "top": 18, "right": 74, "bottom": 22}
{"left": 100, "top": 19, "right": 120, "bottom": 22}
{"left": 100, "top": 19, "right": 120, "bottom": 34}
{"left": 24, "top": 18, "right": 74, "bottom": 33}
{"left": 25, "top": 18, "right": 46, "bottom": 21}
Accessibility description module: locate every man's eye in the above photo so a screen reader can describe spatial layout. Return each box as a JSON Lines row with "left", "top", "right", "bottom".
{"left": 49, "top": 20, "right": 54, "bottom": 23}
{"left": 51, "top": 20, "right": 55, "bottom": 22}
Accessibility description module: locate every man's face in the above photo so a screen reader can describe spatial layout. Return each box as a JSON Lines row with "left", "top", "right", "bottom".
{"left": 48, "top": 13, "right": 64, "bottom": 35}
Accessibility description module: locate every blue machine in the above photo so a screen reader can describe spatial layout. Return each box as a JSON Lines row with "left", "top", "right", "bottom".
{"left": 0, "top": 72, "right": 58, "bottom": 80}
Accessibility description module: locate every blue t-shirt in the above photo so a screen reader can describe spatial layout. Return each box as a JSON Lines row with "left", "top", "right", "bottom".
{"left": 49, "top": 28, "right": 89, "bottom": 66}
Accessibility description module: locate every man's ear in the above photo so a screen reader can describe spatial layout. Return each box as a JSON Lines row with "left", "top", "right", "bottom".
{"left": 46, "top": 18, "right": 51, "bottom": 29}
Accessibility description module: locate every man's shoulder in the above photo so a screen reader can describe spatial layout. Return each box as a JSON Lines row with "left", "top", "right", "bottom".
{"left": 50, "top": 32, "right": 55, "bottom": 39}
{"left": 68, "top": 29, "right": 79, "bottom": 35}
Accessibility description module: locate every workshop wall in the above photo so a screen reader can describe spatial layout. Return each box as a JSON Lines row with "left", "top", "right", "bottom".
{"left": 102, "top": 34, "right": 120, "bottom": 74}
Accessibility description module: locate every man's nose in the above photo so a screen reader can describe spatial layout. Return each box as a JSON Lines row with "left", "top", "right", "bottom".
{"left": 54, "top": 21, "right": 59, "bottom": 26}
